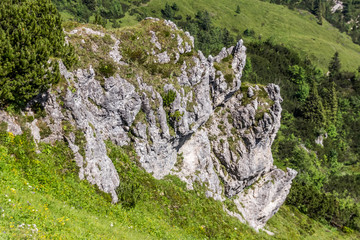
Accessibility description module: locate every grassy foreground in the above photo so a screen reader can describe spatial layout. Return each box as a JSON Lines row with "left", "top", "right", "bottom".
{"left": 0, "top": 120, "right": 358, "bottom": 239}
{"left": 128, "top": 0, "right": 360, "bottom": 72}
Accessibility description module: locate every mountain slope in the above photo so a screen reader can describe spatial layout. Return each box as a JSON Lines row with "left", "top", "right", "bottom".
{"left": 129, "top": 0, "right": 360, "bottom": 72}
{"left": 1, "top": 0, "right": 360, "bottom": 238}
{"left": 1, "top": 126, "right": 358, "bottom": 239}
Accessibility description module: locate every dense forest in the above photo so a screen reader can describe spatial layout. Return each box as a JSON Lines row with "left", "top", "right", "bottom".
{"left": 1, "top": 0, "right": 360, "bottom": 237}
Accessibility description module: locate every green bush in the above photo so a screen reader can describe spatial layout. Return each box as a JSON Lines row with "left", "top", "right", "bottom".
{"left": 97, "top": 60, "right": 117, "bottom": 78}
{"left": 123, "top": 47, "right": 147, "bottom": 64}
{"left": 224, "top": 74, "right": 233, "bottom": 85}
{"left": 162, "top": 90, "right": 176, "bottom": 107}
{"left": 169, "top": 110, "right": 184, "bottom": 124}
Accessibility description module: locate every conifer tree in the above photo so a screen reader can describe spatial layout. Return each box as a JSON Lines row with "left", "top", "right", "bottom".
{"left": 289, "top": 65, "right": 310, "bottom": 103}
{"left": 236, "top": 5, "right": 241, "bottom": 14}
{"left": 0, "top": 0, "right": 76, "bottom": 107}
{"left": 161, "top": 3, "right": 174, "bottom": 20}
{"left": 315, "top": 0, "right": 323, "bottom": 25}
{"left": 328, "top": 81, "right": 338, "bottom": 123}
{"left": 303, "top": 83, "right": 326, "bottom": 127}
{"left": 94, "top": 12, "right": 107, "bottom": 27}
{"left": 83, "top": 0, "right": 97, "bottom": 11}
{"left": 329, "top": 51, "right": 341, "bottom": 79}
{"left": 171, "top": 3, "right": 179, "bottom": 12}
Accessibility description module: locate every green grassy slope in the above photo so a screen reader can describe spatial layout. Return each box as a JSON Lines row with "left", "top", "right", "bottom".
{"left": 1, "top": 114, "right": 358, "bottom": 239}
{"left": 0, "top": 121, "right": 355, "bottom": 239}
{"left": 137, "top": 0, "right": 360, "bottom": 72}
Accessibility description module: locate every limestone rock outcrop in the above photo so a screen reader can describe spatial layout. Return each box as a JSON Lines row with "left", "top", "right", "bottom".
{"left": 0, "top": 18, "right": 296, "bottom": 231}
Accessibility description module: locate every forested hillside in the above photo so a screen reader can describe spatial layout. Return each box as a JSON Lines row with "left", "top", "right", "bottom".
{"left": 0, "top": 0, "right": 360, "bottom": 239}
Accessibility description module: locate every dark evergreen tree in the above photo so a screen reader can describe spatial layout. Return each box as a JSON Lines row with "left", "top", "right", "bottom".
{"left": 328, "top": 81, "right": 338, "bottom": 123}
{"left": 222, "top": 28, "right": 234, "bottom": 47}
{"left": 289, "top": 65, "right": 310, "bottom": 102}
{"left": 0, "top": 0, "right": 76, "bottom": 107}
{"left": 236, "top": 5, "right": 241, "bottom": 14}
{"left": 329, "top": 51, "right": 341, "bottom": 79}
{"left": 303, "top": 83, "right": 326, "bottom": 127}
{"left": 171, "top": 3, "right": 179, "bottom": 11}
{"left": 94, "top": 12, "right": 107, "bottom": 27}
{"left": 195, "top": 11, "right": 211, "bottom": 31}
{"left": 82, "top": 0, "right": 96, "bottom": 10}
{"left": 315, "top": 0, "right": 323, "bottom": 25}
{"left": 161, "top": 3, "right": 174, "bottom": 19}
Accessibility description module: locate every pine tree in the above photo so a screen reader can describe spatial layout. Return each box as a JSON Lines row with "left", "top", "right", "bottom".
{"left": 289, "top": 65, "right": 310, "bottom": 102}
{"left": 303, "top": 83, "right": 326, "bottom": 127}
{"left": 94, "top": 12, "right": 107, "bottom": 27}
{"left": 222, "top": 28, "right": 234, "bottom": 47}
{"left": 0, "top": 0, "right": 76, "bottom": 107}
{"left": 196, "top": 11, "right": 211, "bottom": 31}
{"left": 236, "top": 5, "right": 241, "bottom": 14}
{"left": 171, "top": 3, "right": 179, "bottom": 12}
{"left": 83, "top": 0, "right": 97, "bottom": 11}
{"left": 161, "top": 3, "right": 174, "bottom": 19}
{"left": 329, "top": 51, "right": 341, "bottom": 79}
{"left": 112, "top": 2, "right": 124, "bottom": 18}
{"left": 315, "top": 0, "right": 323, "bottom": 25}
{"left": 328, "top": 81, "right": 338, "bottom": 123}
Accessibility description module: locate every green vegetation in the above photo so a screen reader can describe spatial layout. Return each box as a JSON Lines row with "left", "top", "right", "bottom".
{"left": 97, "top": 60, "right": 117, "bottom": 78}
{"left": 53, "top": 0, "right": 151, "bottom": 27}
{"left": 214, "top": 55, "right": 235, "bottom": 86}
{"left": 159, "top": 7, "right": 235, "bottom": 56}
{"left": 125, "top": 0, "right": 360, "bottom": 72}
{"left": 242, "top": 37, "right": 360, "bottom": 232}
{"left": 53, "top": 0, "right": 360, "bottom": 71}
{"left": 1, "top": 123, "right": 360, "bottom": 239}
{"left": 0, "top": 0, "right": 76, "bottom": 107}
{"left": 1, "top": 0, "right": 360, "bottom": 238}
{"left": 261, "top": 0, "right": 360, "bottom": 45}
{"left": 161, "top": 90, "right": 176, "bottom": 107}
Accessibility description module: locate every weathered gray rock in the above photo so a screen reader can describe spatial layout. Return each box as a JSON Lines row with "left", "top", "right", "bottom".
{"left": 109, "top": 40, "right": 123, "bottom": 64}
{"left": 0, "top": 19, "right": 297, "bottom": 231}
{"left": 156, "top": 51, "right": 171, "bottom": 64}
{"left": 150, "top": 31, "right": 162, "bottom": 51}
{"left": 173, "top": 130, "right": 223, "bottom": 200}
{"left": 57, "top": 61, "right": 126, "bottom": 203}
{"left": 315, "top": 133, "right": 328, "bottom": 146}
{"left": 233, "top": 168, "right": 297, "bottom": 231}
{"left": 0, "top": 111, "right": 22, "bottom": 135}
{"left": 207, "top": 84, "right": 283, "bottom": 198}
{"left": 211, "top": 40, "right": 247, "bottom": 106}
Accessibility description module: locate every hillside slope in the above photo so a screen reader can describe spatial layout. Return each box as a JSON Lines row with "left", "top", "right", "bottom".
{"left": 1, "top": 17, "right": 360, "bottom": 238}
{"left": 0, "top": 126, "right": 357, "bottom": 239}
{"left": 128, "top": 0, "right": 360, "bottom": 72}
{"left": 1, "top": 0, "right": 360, "bottom": 238}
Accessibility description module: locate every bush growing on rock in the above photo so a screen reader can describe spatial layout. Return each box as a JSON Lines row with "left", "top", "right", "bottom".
{"left": 162, "top": 90, "right": 176, "bottom": 107}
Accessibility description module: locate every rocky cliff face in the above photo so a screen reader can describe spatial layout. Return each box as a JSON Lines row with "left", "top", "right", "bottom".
{"left": 0, "top": 19, "right": 296, "bottom": 231}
